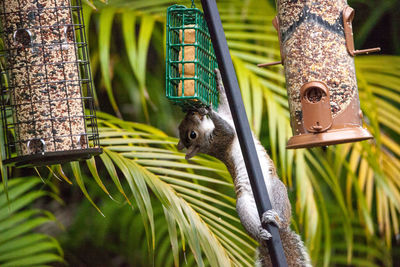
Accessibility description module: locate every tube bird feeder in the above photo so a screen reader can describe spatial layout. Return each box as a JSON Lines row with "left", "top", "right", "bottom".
{"left": 259, "top": 0, "right": 379, "bottom": 149}
{"left": 0, "top": 0, "right": 102, "bottom": 167}
{"left": 166, "top": 4, "right": 219, "bottom": 111}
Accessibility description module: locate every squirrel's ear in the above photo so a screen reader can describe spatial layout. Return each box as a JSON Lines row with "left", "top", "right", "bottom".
{"left": 177, "top": 140, "right": 185, "bottom": 150}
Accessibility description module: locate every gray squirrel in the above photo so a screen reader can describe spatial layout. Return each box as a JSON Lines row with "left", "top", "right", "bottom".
{"left": 177, "top": 69, "right": 312, "bottom": 267}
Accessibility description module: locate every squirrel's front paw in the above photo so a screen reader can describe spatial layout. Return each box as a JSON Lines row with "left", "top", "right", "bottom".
{"left": 214, "top": 69, "right": 224, "bottom": 90}
{"left": 261, "top": 209, "right": 282, "bottom": 229}
{"left": 198, "top": 107, "right": 209, "bottom": 116}
{"left": 258, "top": 225, "right": 272, "bottom": 241}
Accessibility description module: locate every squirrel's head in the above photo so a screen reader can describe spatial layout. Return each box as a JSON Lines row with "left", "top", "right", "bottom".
{"left": 177, "top": 110, "right": 215, "bottom": 160}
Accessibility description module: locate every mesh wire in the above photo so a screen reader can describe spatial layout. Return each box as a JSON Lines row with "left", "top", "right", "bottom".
{"left": 0, "top": 0, "right": 100, "bottom": 165}
{"left": 165, "top": 4, "right": 219, "bottom": 111}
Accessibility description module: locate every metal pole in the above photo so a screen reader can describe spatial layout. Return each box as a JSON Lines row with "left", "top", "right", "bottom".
{"left": 200, "top": 0, "right": 288, "bottom": 266}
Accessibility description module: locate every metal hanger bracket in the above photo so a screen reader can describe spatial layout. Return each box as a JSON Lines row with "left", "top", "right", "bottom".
{"left": 258, "top": 16, "right": 284, "bottom": 68}
{"left": 343, "top": 6, "right": 381, "bottom": 56}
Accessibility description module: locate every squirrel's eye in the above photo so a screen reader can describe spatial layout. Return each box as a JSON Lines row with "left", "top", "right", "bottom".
{"left": 189, "top": 131, "right": 197, "bottom": 139}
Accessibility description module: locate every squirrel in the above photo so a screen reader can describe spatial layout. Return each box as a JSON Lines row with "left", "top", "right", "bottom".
{"left": 177, "top": 69, "right": 312, "bottom": 267}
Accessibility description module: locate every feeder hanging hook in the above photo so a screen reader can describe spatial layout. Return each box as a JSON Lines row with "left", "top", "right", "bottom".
{"left": 191, "top": 0, "right": 196, "bottom": 8}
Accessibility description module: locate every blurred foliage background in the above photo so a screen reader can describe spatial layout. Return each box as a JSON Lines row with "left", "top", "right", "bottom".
{"left": 1, "top": 0, "right": 400, "bottom": 266}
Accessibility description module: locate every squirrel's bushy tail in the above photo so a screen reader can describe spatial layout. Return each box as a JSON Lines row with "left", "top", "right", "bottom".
{"left": 255, "top": 229, "right": 312, "bottom": 267}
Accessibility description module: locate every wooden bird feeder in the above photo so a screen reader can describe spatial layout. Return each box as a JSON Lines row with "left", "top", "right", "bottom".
{"left": 165, "top": 4, "right": 219, "bottom": 111}
{"left": 0, "top": 0, "right": 102, "bottom": 167}
{"left": 259, "top": 0, "right": 379, "bottom": 149}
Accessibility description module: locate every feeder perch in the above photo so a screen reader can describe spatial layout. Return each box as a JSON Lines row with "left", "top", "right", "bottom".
{"left": 0, "top": 0, "right": 102, "bottom": 167}
{"left": 259, "top": 0, "right": 379, "bottom": 149}
{"left": 166, "top": 4, "right": 219, "bottom": 111}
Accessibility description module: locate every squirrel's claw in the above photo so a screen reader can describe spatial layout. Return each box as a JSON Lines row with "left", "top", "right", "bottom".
{"left": 258, "top": 225, "right": 272, "bottom": 241}
{"left": 258, "top": 209, "right": 281, "bottom": 242}
{"left": 214, "top": 68, "right": 224, "bottom": 93}
{"left": 261, "top": 209, "right": 282, "bottom": 229}
{"left": 198, "top": 107, "right": 208, "bottom": 116}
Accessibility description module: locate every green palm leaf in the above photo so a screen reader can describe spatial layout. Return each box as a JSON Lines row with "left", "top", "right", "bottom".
{"left": 89, "top": 112, "right": 255, "bottom": 266}
{"left": 0, "top": 177, "right": 63, "bottom": 266}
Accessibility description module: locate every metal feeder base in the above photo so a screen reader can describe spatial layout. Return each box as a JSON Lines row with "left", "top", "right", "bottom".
{"left": 286, "top": 127, "right": 373, "bottom": 149}
{"left": 3, "top": 148, "right": 103, "bottom": 168}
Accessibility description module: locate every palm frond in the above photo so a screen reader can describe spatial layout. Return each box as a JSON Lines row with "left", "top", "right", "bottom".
{"left": 65, "top": 112, "right": 256, "bottom": 266}
{"left": 0, "top": 177, "right": 64, "bottom": 266}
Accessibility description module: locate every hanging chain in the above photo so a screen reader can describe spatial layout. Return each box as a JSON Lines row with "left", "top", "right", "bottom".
{"left": 190, "top": 0, "right": 196, "bottom": 8}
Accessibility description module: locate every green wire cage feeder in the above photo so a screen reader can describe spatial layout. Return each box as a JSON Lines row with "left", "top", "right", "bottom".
{"left": 165, "top": 4, "right": 219, "bottom": 111}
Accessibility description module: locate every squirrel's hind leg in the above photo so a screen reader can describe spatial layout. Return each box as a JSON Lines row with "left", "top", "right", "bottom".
{"left": 261, "top": 209, "right": 283, "bottom": 229}
{"left": 236, "top": 192, "right": 274, "bottom": 244}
